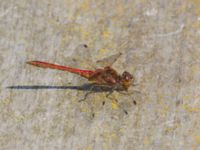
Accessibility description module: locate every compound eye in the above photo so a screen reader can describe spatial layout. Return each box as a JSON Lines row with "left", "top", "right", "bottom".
{"left": 122, "top": 71, "right": 133, "bottom": 80}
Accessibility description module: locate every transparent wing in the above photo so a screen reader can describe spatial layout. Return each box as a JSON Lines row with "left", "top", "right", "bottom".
{"left": 96, "top": 52, "right": 122, "bottom": 67}
{"left": 64, "top": 44, "right": 95, "bottom": 70}
{"left": 64, "top": 45, "right": 122, "bottom": 69}
{"left": 95, "top": 37, "right": 129, "bottom": 67}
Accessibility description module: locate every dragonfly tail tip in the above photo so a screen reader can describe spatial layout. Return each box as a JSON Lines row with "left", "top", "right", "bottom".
{"left": 26, "top": 61, "right": 39, "bottom": 66}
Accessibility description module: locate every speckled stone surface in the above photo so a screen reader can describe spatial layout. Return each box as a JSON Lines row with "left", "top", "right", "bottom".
{"left": 0, "top": 0, "right": 200, "bottom": 150}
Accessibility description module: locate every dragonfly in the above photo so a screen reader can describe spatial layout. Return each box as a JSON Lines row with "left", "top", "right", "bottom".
{"left": 27, "top": 53, "right": 134, "bottom": 93}
{"left": 27, "top": 45, "right": 135, "bottom": 114}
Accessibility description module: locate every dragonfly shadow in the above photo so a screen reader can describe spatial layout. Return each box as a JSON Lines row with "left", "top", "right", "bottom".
{"left": 7, "top": 83, "right": 114, "bottom": 92}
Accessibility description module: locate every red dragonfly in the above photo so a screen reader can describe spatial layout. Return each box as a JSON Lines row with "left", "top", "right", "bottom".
{"left": 27, "top": 49, "right": 135, "bottom": 114}
{"left": 27, "top": 53, "right": 134, "bottom": 92}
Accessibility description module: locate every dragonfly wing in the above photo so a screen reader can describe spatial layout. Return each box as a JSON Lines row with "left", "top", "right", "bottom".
{"left": 96, "top": 52, "right": 122, "bottom": 67}
{"left": 69, "top": 44, "right": 95, "bottom": 69}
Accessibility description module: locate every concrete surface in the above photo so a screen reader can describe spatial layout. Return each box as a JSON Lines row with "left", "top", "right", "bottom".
{"left": 0, "top": 0, "right": 200, "bottom": 150}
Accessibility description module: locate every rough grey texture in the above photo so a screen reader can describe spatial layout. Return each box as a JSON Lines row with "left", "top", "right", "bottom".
{"left": 0, "top": 0, "right": 200, "bottom": 150}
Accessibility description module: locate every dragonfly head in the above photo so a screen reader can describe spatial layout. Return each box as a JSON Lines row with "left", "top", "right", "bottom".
{"left": 121, "top": 71, "right": 134, "bottom": 90}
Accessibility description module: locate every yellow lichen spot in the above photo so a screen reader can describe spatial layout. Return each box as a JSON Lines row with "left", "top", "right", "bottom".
{"left": 143, "top": 137, "right": 150, "bottom": 146}
{"left": 182, "top": 95, "right": 191, "bottom": 101}
{"left": 80, "top": 107, "right": 89, "bottom": 113}
{"left": 86, "top": 146, "right": 91, "bottom": 150}
{"left": 194, "top": 135, "right": 200, "bottom": 143}
{"left": 160, "top": 105, "right": 170, "bottom": 116}
{"left": 80, "top": 0, "right": 91, "bottom": 10}
{"left": 196, "top": 95, "right": 200, "bottom": 100}
{"left": 81, "top": 29, "right": 90, "bottom": 39}
{"left": 183, "top": 104, "right": 200, "bottom": 113}
{"left": 157, "top": 93, "right": 164, "bottom": 102}
{"left": 104, "top": 132, "right": 117, "bottom": 139}
{"left": 111, "top": 101, "right": 119, "bottom": 110}
{"left": 191, "top": 65, "right": 200, "bottom": 73}
{"left": 165, "top": 123, "right": 179, "bottom": 133}
{"left": 188, "top": 107, "right": 200, "bottom": 113}
{"left": 119, "top": 128, "right": 125, "bottom": 133}
{"left": 102, "top": 30, "right": 110, "bottom": 38}
{"left": 192, "top": 20, "right": 200, "bottom": 28}
{"left": 14, "top": 114, "right": 25, "bottom": 122}
{"left": 164, "top": 106, "right": 170, "bottom": 111}
{"left": 98, "top": 48, "right": 108, "bottom": 55}
{"left": 79, "top": 27, "right": 92, "bottom": 41}
{"left": 1, "top": 98, "right": 12, "bottom": 106}
{"left": 139, "top": 0, "right": 147, "bottom": 4}
{"left": 109, "top": 133, "right": 117, "bottom": 139}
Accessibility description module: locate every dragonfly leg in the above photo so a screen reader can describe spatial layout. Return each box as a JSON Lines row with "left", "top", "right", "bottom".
{"left": 79, "top": 85, "right": 95, "bottom": 102}
{"left": 105, "top": 85, "right": 120, "bottom": 98}
{"left": 100, "top": 86, "right": 115, "bottom": 105}
{"left": 79, "top": 91, "right": 93, "bottom": 102}
{"left": 106, "top": 89, "right": 114, "bottom": 98}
